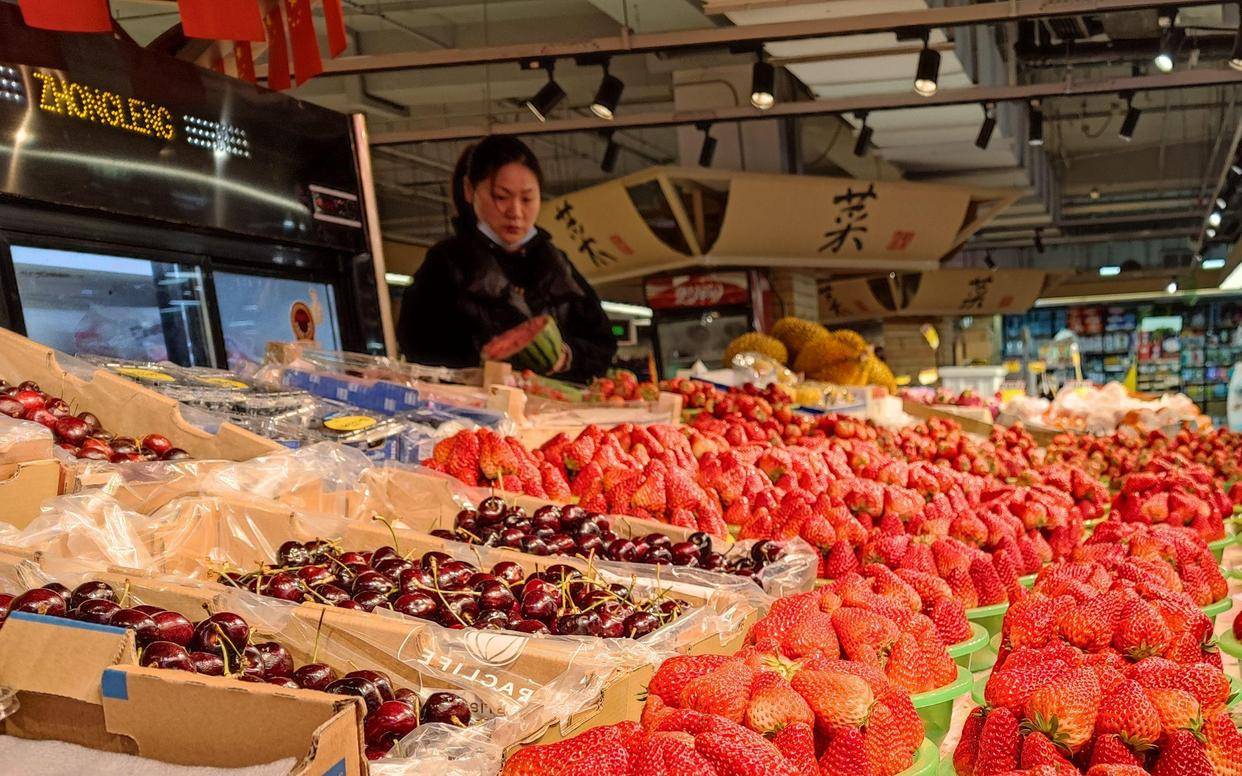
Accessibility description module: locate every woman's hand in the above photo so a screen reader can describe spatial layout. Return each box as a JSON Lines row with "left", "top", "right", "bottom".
{"left": 549, "top": 343, "right": 573, "bottom": 375}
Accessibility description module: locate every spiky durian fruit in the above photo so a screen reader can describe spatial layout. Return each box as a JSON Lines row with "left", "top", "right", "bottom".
{"left": 771, "top": 317, "right": 830, "bottom": 361}
{"left": 723, "top": 332, "right": 788, "bottom": 366}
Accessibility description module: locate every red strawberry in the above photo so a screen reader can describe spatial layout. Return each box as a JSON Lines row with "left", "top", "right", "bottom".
{"left": 1020, "top": 730, "right": 1076, "bottom": 773}
{"left": 789, "top": 669, "right": 874, "bottom": 733}
{"left": 743, "top": 671, "right": 814, "bottom": 735}
{"left": 969, "top": 557, "right": 1006, "bottom": 606}
{"left": 501, "top": 722, "right": 641, "bottom": 776}
{"left": 1146, "top": 688, "right": 1203, "bottom": 735}
{"left": 954, "top": 707, "right": 985, "bottom": 776}
{"left": 820, "top": 727, "right": 876, "bottom": 776}
{"left": 1085, "top": 766, "right": 1151, "bottom": 776}
{"left": 864, "top": 693, "right": 924, "bottom": 776}
{"left": 641, "top": 693, "right": 674, "bottom": 731}
{"left": 1152, "top": 729, "right": 1215, "bottom": 776}
{"left": 1089, "top": 733, "right": 1144, "bottom": 769}
{"left": 771, "top": 722, "right": 816, "bottom": 775}
{"left": 1202, "top": 712, "right": 1242, "bottom": 776}
{"left": 695, "top": 723, "right": 798, "bottom": 776}
{"left": 975, "top": 706, "right": 1020, "bottom": 775}
{"left": 632, "top": 732, "right": 718, "bottom": 776}
{"left": 1096, "top": 679, "right": 1162, "bottom": 750}
{"left": 984, "top": 660, "right": 1070, "bottom": 713}
{"left": 1111, "top": 597, "right": 1172, "bottom": 660}
{"left": 779, "top": 609, "right": 839, "bottom": 660}
{"left": 681, "top": 661, "right": 755, "bottom": 723}
{"left": 1023, "top": 666, "right": 1101, "bottom": 753}
{"left": 885, "top": 632, "right": 940, "bottom": 694}
{"left": 1177, "top": 663, "right": 1232, "bottom": 717}
{"left": 647, "top": 655, "right": 733, "bottom": 706}
{"left": 832, "top": 607, "right": 900, "bottom": 663}
{"left": 929, "top": 597, "right": 973, "bottom": 645}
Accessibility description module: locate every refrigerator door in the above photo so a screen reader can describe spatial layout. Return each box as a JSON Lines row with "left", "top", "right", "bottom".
{"left": 656, "top": 310, "right": 751, "bottom": 376}
{"left": 213, "top": 271, "right": 342, "bottom": 372}
{"left": 9, "top": 244, "right": 215, "bottom": 366}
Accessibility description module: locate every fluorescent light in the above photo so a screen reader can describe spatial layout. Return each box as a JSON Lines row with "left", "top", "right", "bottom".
{"left": 1222, "top": 263, "right": 1242, "bottom": 290}
{"left": 1208, "top": 211, "right": 1223, "bottom": 227}
{"left": 1202, "top": 258, "right": 1226, "bottom": 270}
{"left": 1098, "top": 265, "right": 1121, "bottom": 276}
{"left": 385, "top": 272, "right": 413, "bottom": 286}
{"left": 601, "top": 301, "right": 653, "bottom": 318}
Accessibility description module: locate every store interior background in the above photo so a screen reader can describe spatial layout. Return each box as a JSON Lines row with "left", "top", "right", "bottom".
{"left": 48, "top": 1, "right": 1242, "bottom": 426}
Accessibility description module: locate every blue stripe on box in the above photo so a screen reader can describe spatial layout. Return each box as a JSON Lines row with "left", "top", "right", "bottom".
{"left": 9, "top": 611, "right": 127, "bottom": 636}
{"left": 321, "top": 758, "right": 346, "bottom": 776}
{"left": 101, "top": 669, "right": 128, "bottom": 700}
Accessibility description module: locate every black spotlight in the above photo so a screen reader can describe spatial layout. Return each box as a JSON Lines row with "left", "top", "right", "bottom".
{"left": 984, "top": 252, "right": 996, "bottom": 270}
{"left": 1027, "top": 101, "right": 1044, "bottom": 147}
{"left": 590, "top": 62, "right": 624, "bottom": 120}
{"left": 525, "top": 64, "right": 566, "bottom": 122}
{"left": 914, "top": 35, "right": 940, "bottom": 96}
{"left": 601, "top": 133, "right": 620, "bottom": 173}
{"left": 1119, "top": 92, "right": 1140, "bottom": 141}
{"left": 1155, "top": 9, "right": 1179, "bottom": 72}
{"left": 976, "top": 103, "right": 996, "bottom": 149}
{"left": 853, "top": 112, "right": 873, "bottom": 157}
{"left": 697, "top": 124, "right": 717, "bottom": 167}
{"left": 751, "top": 60, "right": 776, "bottom": 110}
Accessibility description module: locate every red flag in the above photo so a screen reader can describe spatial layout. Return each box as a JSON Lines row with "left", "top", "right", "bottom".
{"left": 18, "top": 0, "right": 112, "bottom": 33}
{"left": 283, "top": 0, "right": 323, "bottom": 85}
{"left": 177, "top": 0, "right": 265, "bottom": 42}
{"left": 263, "top": 3, "right": 291, "bottom": 91}
{"left": 234, "top": 42, "right": 256, "bottom": 83}
{"left": 211, "top": 53, "right": 225, "bottom": 73}
{"left": 323, "top": 0, "right": 347, "bottom": 57}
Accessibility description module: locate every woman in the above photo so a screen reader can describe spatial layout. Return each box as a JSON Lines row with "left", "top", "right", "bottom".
{"left": 397, "top": 136, "right": 617, "bottom": 382}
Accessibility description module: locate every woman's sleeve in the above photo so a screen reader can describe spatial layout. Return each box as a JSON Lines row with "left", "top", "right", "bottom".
{"left": 559, "top": 263, "right": 619, "bottom": 381}
{"left": 397, "top": 253, "right": 470, "bottom": 366}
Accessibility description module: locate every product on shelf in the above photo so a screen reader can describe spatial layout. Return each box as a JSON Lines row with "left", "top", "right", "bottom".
{"left": 723, "top": 332, "right": 788, "bottom": 367}
{"left": 1003, "top": 381, "right": 1204, "bottom": 435}
{"left": 0, "top": 377, "right": 190, "bottom": 462}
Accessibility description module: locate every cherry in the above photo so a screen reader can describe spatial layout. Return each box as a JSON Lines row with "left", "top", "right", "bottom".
{"left": 77, "top": 411, "right": 101, "bottom": 430}
{"left": 28, "top": 409, "right": 58, "bottom": 429}
{"left": 325, "top": 676, "right": 382, "bottom": 714}
{"left": 263, "top": 572, "right": 304, "bottom": 602}
{"left": 374, "top": 557, "right": 414, "bottom": 578}
{"left": 351, "top": 571, "right": 396, "bottom": 597}
{"left": 365, "top": 741, "right": 394, "bottom": 761}
{"left": 11, "top": 588, "right": 67, "bottom": 617}
{"left": 45, "top": 398, "right": 70, "bottom": 418}
{"left": 141, "top": 434, "right": 173, "bottom": 455}
{"left": 608, "top": 539, "right": 637, "bottom": 562}
{"left": 476, "top": 580, "right": 516, "bottom": 613}
{"left": 439, "top": 595, "right": 477, "bottom": 627}
{"left": 510, "top": 619, "right": 550, "bottom": 634}
{"left": 41, "top": 582, "right": 71, "bottom": 598}
{"left": 434, "top": 561, "right": 474, "bottom": 590}
{"left": 555, "top": 612, "right": 596, "bottom": 636}
{"left": 73, "top": 599, "right": 120, "bottom": 624}
{"left": 475, "top": 610, "right": 510, "bottom": 630}
{"left": 623, "top": 612, "right": 659, "bottom": 639}
{"left": 351, "top": 591, "right": 393, "bottom": 612}
{"left": 254, "top": 641, "right": 294, "bottom": 677}
{"left": 17, "top": 380, "right": 39, "bottom": 392}
{"left": 192, "top": 612, "right": 250, "bottom": 654}
{"left": 189, "top": 651, "right": 225, "bottom": 676}
{"left": 276, "top": 540, "right": 311, "bottom": 566}
{"left": 68, "top": 580, "right": 116, "bottom": 610}
{"left": 520, "top": 536, "right": 550, "bottom": 556}
{"left": 477, "top": 496, "right": 505, "bottom": 522}
{"left": 751, "top": 540, "right": 783, "bottom": 564}
{"left": 267, "top": 676, "right": 301, "bottom": 689}
{"left": 14, "top": 389, "right": 45, "bottom": 414}
{"left": 337, "top": 551, "right": 368, "bottom": 566}
{"left": 54, "top": 416, "right": 88, "bottom": 445}
{"left": 491, "top": 561, "right": 525, "bottom": 587}
{"left": 297, "top": 565, "right": 334, "bottom": 589}
{"left": 312, "top": 584, "right": 351, "bottom": 606}
{"left": 420, "top": 692, "right": 471, "bottom": 727}
{"left": 346, "top": 670, "right": 395, "bottom": 702}
{"left": 240, "top": 645, "right": 266, "bottom": 679}
{"left": 132, "top": 604, "right": 164, "bottom": 616}
{"left": 670, "top": 542, "right": 700, "bottom": 567}
{"left": 371, "top": 546, "right": 401, "bottom": 565}
{"left": 111, "top": 608, "right": 160, "bottom": 645}
{"left": 162, "top": 448, "right": 190, "bottom": 461}
{"left": 392, "top": 592, "right": 439, "bottom": 620}
{"left": 151, "top": 611, "right": 194, "bottom": 647}
{"left": 293, "top": 663, "right": 337, "bottom": 691}
{"left": 520, "top": 589, "right": 557, "bottom": 621}
{"left": 110, "top": 437, "right": 139, "bottom": 456}
{"left": 365, "top": 700, "right": 418, "bottom": 745}
{"left": 141, "top": 641, "right": 196, "bottom": 672}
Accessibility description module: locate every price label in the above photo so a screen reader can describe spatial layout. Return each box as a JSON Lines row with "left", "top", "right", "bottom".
{"left": 323, "top": 415, "right": 377, "bottom": 432}
{"left": 194, "top": 376, "right": 249, "bottom": 390}
{"left": 115, "top": 367, "right": 176, "bottom": 383}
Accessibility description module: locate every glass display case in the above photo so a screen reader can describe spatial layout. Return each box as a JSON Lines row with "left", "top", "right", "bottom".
{"left": 214, "top": 272, "right": 341, "bottom": 372}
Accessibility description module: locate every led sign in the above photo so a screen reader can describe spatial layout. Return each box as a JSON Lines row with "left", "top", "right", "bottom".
{"left": 31, "top": 71, "right": 176, "bottom": 141}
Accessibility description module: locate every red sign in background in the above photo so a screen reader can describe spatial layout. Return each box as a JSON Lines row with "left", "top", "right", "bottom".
{"left": 645, "top": 272, "right": 751, "bottom": 310}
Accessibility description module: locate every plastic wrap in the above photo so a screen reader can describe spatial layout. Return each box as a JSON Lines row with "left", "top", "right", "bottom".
{"left": 0, "top": 414, "right": 53, "bottom": 464}
{"left": 729, "top": 351, "right": 797, "bottom": 387}
{"left": 355, "top": 463, "right": 818, "bottom": 599}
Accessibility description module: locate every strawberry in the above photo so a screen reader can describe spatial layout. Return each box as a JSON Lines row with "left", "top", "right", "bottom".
{"left": 970, "top": 556, "right": 1006, "bottom": 605}
{"left": 954, "top": 707, "right": 985, "bottom": 776}
{"left": 681, "top": 661, "right": 755, "bottom": 723}
{"left": 975, "top": 706, "right": 1021, "bottom": 775}
{"left": 789, "top": 669, "right": 874, "bottom": 732}
{"left": 1202, "top": 712, "right": 1242, "bottom": 776}
{"left": 778, "top": 609, "right": 839, "bottom": 660}
{"left": 746, "top": 592, "right": 819, "bottom": 648}
{"left": 1111, "top": 597, "right": 1172, "bottom": 660}
{"left": 501, "top": 722, "right": 641, "bottom": 776}
{"left": 1023, "top": 666, "right": 1100, "bottom": 753}
{"left": 1020, "top": 730, "right": 1076, "bottom": 773}
{"left": 929, "top": 596, "right": 973, "bottom": 645}
{"left": 641, "top": 693, "right": 674, "bottom": 732}
{"left": 1088, "top": 733, "right": 1144, "bottom": 769}
{"left": 832, "top": 606, "right": 900, "bottom": 663}
{"left": 820, "top": 727, "right": 876, "bottom": 776}
{"left": 985, "top": 659, "right": 1070, "bottom": 712}
{"left": 1086, "top": 766, "right": 1152, "bottom": 776}
{"left": 864, "top": 693, "right": 923, "bottom": 776}
{"left": 743, "top": 672, "right": 814, "bottom": 735}
{"left": 695, "top": 723, "right": 798, "bottom": 776}
{"left": 771, "top": 722, "right": 816, "bottom": 775}
{"left": 1152, "top": 729, "right": 1215, "bottom": 776}
{"left": 1096, "top": 679, "right": 1162, "bottom": 750}
{"left": 632, "top": 732, "right": 718, "bottom": 776}
{"left": 646, "top": 655, "right": 733, "bottom": 706}
{"left": 885, "top": 631, "right": 947, "bottom": 694}
{"left": 1177, "top": 663, "right": 1231, "bottom": 717}
{"left": 1146, "top": 688, "right": 1203, "bottom": 735}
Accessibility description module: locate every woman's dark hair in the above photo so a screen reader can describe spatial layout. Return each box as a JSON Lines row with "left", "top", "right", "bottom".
{"left": 450, "top": 136, "right": 543, "bottom": 234}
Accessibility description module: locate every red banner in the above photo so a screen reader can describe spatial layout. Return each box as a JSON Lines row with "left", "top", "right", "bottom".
{"left": 263, "top": 3, "right": 291, "bottom": 91}
{"left": 18, "top": 0, "right": 112, "bottom": 33}
{"left": 284, "top": 0, "right": 323, "bottom": 85}
{"left": 177, "top": 0, "right": 265, "bottom": 42}
{"left": 645, "top": 272, "right": 751, "bottom": 311}
{"left": 323, "top": 0, "right": 347, "bottom": 57}
{"left": 234, "top": 41, "right": 256, "bottom": 83}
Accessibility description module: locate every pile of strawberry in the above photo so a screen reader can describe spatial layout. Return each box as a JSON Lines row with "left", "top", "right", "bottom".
{"left": 585, "top": 370, "right": 661, "bottom": 404}
{"left": 1040, "top": 425, "right": 1242, "bottom": 487}
{"left": 1077, "top": 522, "right": 1229, "bottom": 608}
{"left": 425, "top": 428, "right": 572, "bottom": 499}
{"left": 738, "top": 577, "right": 961, "bottom": 694}
{"left": 1107, "top": 462, "right": 1230, "bottom": 543}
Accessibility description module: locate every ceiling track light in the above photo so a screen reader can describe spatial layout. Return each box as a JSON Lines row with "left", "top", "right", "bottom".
{"left": 697, "top": 122, "right": 717, "bottom": 167}
{"left": 1119, "top": 91, "right": 1140, "bottom": 141}
{"left": 750, "top": 60, "right": 776, "bottom": 110}
{"left": 600, "top": 132, "right": 620, "bottom": 173}
{"left": 853, "top": 111, "right": 873, "bottom": 157}
{"left": 589, "top": 60, "right": 624, "bottom": 120}
{"left": 525, "top": 61, "right": 566, "bottom": 122}
{"left": 913, "top": 32, "right": 940, "bottom": 97}
{"left": 1027, "top": 101, "right": 1044, "bottom": 147}
{"left": 1155, "top": 9, "right": 1179, "bottom": 73}
{"left": 975, "top": 102, "right": 996, "bottom": 149}
{"left": 1208, "top": 210, "right": 1223, "bottom": 228}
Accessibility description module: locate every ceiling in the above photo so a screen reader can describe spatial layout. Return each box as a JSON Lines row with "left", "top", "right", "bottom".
{"left": 109, "top": 0, "right": 1242, "bottom": 297}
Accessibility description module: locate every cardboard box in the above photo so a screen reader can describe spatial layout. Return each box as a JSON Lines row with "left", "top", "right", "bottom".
{"left": 902, "top": 399, "right": 996, "bottom": 438}
{"left": 0, "top": 459, "right": 63, "bottom": 528}
{"left": 0, "top": 612, "right": 366, "bottom": 775}
{"left": 0, "top": 327, "right": 282, "bottom": 461}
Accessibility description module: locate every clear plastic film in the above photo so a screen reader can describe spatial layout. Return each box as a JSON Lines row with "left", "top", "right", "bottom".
{"left": 12, "top": 492, "right": 157, "bottom": 570}
{"left": 0, "top": 414, "right": 53, "bottom": 464}
{"left": 356, "top": 463, "right": 819, "bottom": 599}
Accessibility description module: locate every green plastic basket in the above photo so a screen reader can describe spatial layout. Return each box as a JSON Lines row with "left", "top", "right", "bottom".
{"left": 1203, "top": 595, "right": 1232, "bottom": 623}
{"left": 1018, "top": 573, "right": 1036, "bottom": 589}
{"left": 1208, "top": 534, "right": 1235, "bottom": 563}
{"left": 912, "top": 664, "right": 971, "bottom": 747}
{"left": 963, "top": 602, "right": 1009, "bottom": 672}
{"left": 899, "top": 740, "right": 940, "bottom": 776}
{"left": 970, "top": 673, "right": 989, "bottom": 707}
{"left": 947, "top": 622, "right": 990, "bottom": 671}
{"left": 1220, "top": 629, "right": 1242, "bottom": 682}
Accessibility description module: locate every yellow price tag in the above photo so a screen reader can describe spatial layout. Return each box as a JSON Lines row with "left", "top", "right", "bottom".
{"left": 895, "top": 374, "right": 912, "bottom": 386}
{"left": 1004, "top": 360, "right": 1022, "bottom": 374}
{"left": 115, "top": 367, "right": 176, "bottom": 383}
{"left": 323, "top": 415, "right": 378, "bottom": 432}
{"left": 917, "top": 368, "right": 938, "bottom": 386}
{"left": 920, "top": 324, "right": 940, "bottom": 351}
{"left": 1029, "top": 361, "right": 1047, "bottom": 375}
{"left": 1000, "top": 388, "right": 1026, "bottom": 403}
{"left": 194, "top": 376, "right": 250, "bottom": 390}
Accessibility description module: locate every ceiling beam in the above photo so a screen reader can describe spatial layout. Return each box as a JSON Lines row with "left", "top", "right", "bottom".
{"left": 369, "top": 68, "right": 1242, "bottom": 145}
{"left": 255, "top": 0, "right": 1221, "bottom": 79}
